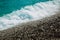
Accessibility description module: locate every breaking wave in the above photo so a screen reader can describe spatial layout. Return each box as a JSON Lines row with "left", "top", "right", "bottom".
{"left": 0, "top": 0, "right": 59, "bottom": 30}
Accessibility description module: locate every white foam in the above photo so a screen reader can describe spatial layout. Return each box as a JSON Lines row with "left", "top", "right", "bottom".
{"left": 0, "top": 1, "right": 59, "bottom": 30}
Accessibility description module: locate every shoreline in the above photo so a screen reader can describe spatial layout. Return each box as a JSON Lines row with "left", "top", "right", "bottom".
{"left": 0, "top": 12, "right": 60, "bottom": 40}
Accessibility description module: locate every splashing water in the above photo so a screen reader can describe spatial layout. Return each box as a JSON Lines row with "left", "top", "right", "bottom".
{"left": 0, "top": 0, "right": 60, "bottom": 30}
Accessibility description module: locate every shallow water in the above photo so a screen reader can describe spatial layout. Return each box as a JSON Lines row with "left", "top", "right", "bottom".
{"left": 0, "top": 0, "right": 50, "bottom": 16}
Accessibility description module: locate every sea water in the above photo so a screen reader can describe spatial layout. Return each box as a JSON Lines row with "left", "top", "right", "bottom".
{"left": 0, "top": 0, "right": 50, "bottom": 16}
{"left": 0, "top": 0, "right": 59, "bottom": 30}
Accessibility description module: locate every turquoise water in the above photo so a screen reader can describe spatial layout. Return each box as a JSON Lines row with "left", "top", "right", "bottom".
{"left": 0, "top": 0, "right": 51, "bottom": 17}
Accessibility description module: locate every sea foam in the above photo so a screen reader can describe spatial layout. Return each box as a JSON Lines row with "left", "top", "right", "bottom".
{"left": 0, "top": 0, "right": 59, "bottom": 30}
